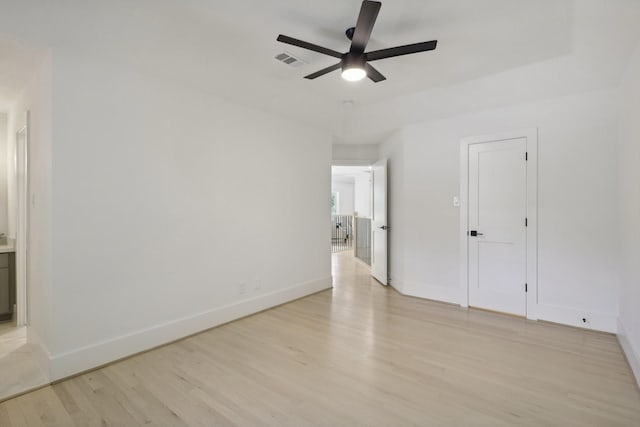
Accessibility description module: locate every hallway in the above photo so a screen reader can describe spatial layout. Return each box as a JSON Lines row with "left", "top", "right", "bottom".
{"left": 1, "top": 252, "right": 639, "bottom": 426}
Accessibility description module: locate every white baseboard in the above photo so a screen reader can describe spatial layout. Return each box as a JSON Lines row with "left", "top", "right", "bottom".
{"left": 390, "top": 283, "right": 617, "bottom": 334}
{"left": 49, "top": 276, "right": 333, "bottom": 381}
{"left": 536, "top": 303, "right": 617, "bottom": 333}
{"left": 26, "top": 326, "right": 51, "bottom": 382}
{"left": 395, "top": 280, "right": 462, "bottom": 305}
{"left": 617, "top": 318, "right": 640, "bottom": 388}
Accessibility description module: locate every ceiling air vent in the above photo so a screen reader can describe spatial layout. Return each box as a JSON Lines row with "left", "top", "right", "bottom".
{"left": 274, "top": 52, "right": 306, "bottom": 68}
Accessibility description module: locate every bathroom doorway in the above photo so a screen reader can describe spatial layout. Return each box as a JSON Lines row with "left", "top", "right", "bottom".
{"left": 0, "top": 35, "right": 50, "bottom": 400}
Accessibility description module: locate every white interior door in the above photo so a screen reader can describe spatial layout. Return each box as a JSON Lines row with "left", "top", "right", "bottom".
{"left": 468, "top": 139, "right": 527, "bottom": 316}
{"left": 371, "top": 159, "right": 388, "bottom": 285}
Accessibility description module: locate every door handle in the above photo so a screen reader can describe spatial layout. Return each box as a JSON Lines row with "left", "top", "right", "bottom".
{"left": 379, "top": 225, "right": 389, "bottom": 230}
{"left": 469, "top": 230, "right": 484, "bottom": 236}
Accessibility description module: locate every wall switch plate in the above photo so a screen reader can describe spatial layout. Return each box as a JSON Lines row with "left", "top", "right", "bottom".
{"left": 453, "top": 196, "right": 460, "bottom": 207}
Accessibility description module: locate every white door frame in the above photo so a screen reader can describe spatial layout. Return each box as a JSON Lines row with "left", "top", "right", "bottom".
{"left": 16, "top": 112, "right": 30, "bottom": 326}
{"left": 459, "top": 128, "right": 538, "bottom": 320}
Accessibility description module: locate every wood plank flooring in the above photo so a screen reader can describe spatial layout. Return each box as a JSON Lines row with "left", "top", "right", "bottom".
{"left": 0, "top": 323, "right": 49, "bottom": 401}
{"left": 1, "top": 252, "right": 639, "bottom": 426}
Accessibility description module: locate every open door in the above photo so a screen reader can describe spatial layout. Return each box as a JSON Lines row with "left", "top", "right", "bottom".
{"left": 371, "top": 159, "right": 388, "bottom": 285}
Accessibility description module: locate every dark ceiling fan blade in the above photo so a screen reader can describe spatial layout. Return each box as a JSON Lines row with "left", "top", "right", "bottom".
{"left": 350, "top": 1, "right": 381, "bottom": 54}
{"left": 277, "top": 35, "right": 343, "bottom": 59}
{"left": 304, "top": 62, "right": 343, "bottom": 80}
{"left": 366, "top": 40, "right": 438, "bottom": 61}
{"left": 365, "top": 63, "right": 386, "bottom": 83}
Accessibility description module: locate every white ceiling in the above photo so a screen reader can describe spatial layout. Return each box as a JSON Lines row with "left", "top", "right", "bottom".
{"left": 1, "top": 0, "right": 640, "bottom": 141}
{"left": 175, "top": 0, "right": 640, "bottom": 143}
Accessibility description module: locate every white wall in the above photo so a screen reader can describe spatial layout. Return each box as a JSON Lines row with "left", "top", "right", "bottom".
{"left": 331, "top": 177, "right": 355, "bottom": 215}
{"left": 0, "top": 4, "right": 333, "bottom": 380}
{"left": 6, "top": 52, "right": 53, "bottom": 377}
{"left": 617, "top": 44, "right": 640, "bottom": 385}
{"left": 353, "top": 172, "right": 371, "bottom": 218}
{"left": 331, "top": 167, "right": 372, "bottom": 217}
{"left": 0, "top": 113, "right": 7, "bottom": 235}
{"left": 46, "top": 53, "right": 332, "bottom": 379}
{"left": 380, "top": 88, "right": 621, "bottom": 332}
{"left": 332, "top": 144, "right": 379, "bottom": 165}
{"left": 332, "top": 178, "right": 355, "bottom": 215}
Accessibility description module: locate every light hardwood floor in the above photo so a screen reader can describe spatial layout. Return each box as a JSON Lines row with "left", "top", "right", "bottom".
{"left": 1, "top": 251, "right": 639, "bottom": 426}
{"left": 0, "top": 322, "right": 49, "bottom": 401}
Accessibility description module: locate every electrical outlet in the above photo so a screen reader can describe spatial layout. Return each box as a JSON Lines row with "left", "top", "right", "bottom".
{"left": 238, "top": 282, "right": 247, "bottom": 295}
{"left": 581, "top": 317, "right": 589, "bottom": 325}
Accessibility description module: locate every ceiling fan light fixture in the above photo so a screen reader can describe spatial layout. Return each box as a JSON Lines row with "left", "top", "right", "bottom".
{"left": 342, "top": 67, "right": 367, "bottom": 81}
{"left": 342, "top": 53, "right": 367, "bottom": 81}
{"left": 276, "top": 1, "right": 437, "bottom": 83}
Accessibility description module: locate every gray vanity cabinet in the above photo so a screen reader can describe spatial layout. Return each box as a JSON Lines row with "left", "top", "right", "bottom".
{"left": 0, "top": 252, "right": 16, "bottom": 322}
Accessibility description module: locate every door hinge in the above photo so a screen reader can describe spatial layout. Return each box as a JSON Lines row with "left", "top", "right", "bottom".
{"left": 525, "top": 217, "right": 528, "bottom": 227}
{"left": 525, "top": 152, "right": 528, "bottom": 161}
{"left": 525, "top": 283, "right": 528, "bottom": 293}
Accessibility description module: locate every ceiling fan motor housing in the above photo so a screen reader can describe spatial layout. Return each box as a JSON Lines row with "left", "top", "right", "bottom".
{"left": 342, "top": 52, "right": 366, "bottom": 72}
{"left": 345, "top": 27, "right": 356, "bottom": 40}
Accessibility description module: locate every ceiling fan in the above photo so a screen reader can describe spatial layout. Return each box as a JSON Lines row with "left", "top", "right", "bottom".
{"left": 276, "top": 0, "right": 438, "bottom": 83}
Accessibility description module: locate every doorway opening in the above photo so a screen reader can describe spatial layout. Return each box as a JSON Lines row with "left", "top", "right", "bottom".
{"left": 0, "top": 111, "right": 44, "bottom": 401}
{"left": 0, "top": 36, "right": 49, "bottom": 400}
{"left": 331, "top": 161, "right": 388, "bottom": 285}
{"left": 331, "top": 166, "right": 372, "bottom": 264}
